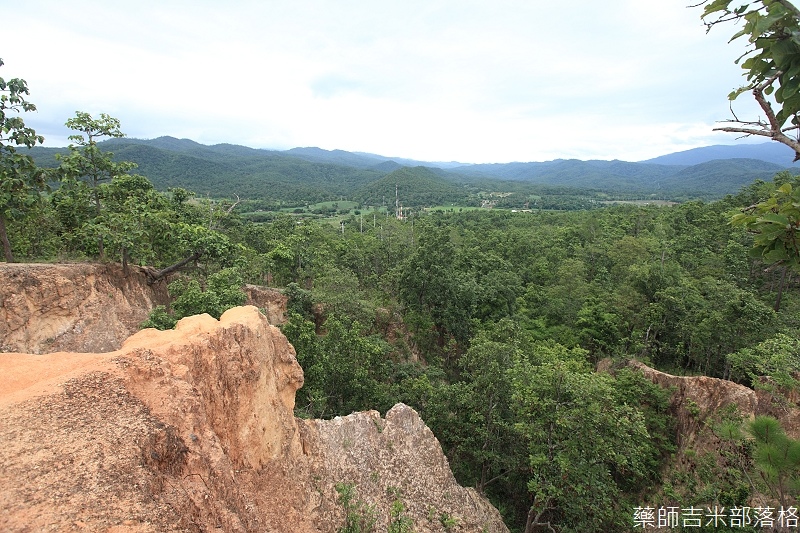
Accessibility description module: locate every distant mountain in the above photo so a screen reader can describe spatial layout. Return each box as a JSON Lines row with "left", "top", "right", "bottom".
{"left": 658, "top": 158, "right": 788, "bottom": 195}
{"left": 370, "top": 160, "right": 404, "bottom": 173}
{"left": 445, "top": 157, "right": 788, "bottom": 198}
{"left": 28, "top": 137, "right": 387, "bottom": 204}
{"left": 284, "top": 147, "right": 387, "bottom": 169}
{"left": 352, "top": 152, "right": 468, "bottom": 170}
{"left": 641, "top": 142, "right": 800, "bottom": 167}
{"left": 25, "top": 137, "right": 800, "bottom": 203}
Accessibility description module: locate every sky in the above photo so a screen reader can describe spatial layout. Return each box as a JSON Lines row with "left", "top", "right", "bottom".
{"left": 1, "top": 0, "right": 771, "bottom": 163}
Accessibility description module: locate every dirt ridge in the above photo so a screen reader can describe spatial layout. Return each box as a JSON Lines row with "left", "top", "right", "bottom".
{"left": 0, "top": 305, "right": 507, "bottom": 532}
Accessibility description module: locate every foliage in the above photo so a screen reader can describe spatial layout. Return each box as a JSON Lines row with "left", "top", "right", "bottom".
{"left": 54, "top": 112, "right": 138, "bottom": 259}
{"left": 701, "top": 0, "right": 800, "bottom": 156}
{"left": 748, "top": 416, "right": 800, "bottom": 507}
{"left": 0, "top": 58, "right": 47, "bottom": 262}
{"left": 731, "top": 172, "right": 800, "bottom": 309}
{"left": 728, "top": 332, "right": 800, "bottom": 392}
{"left": 335, "top": 483, "right": 377, "bottom": 533}
{"left": 509, "top": 344, "right": 662, "bottom": 532}
{"left": 731, "top": 174, "right": 800, "bottom": 270}
{"left": 57, "top": 112, "right": 136, "bottom": 211}
{"left": 141, "top": 267, "right": 246, "bottom": 329}
{"left": 283, "top": 313, "right": 394, "bottom": 418}
{"left": 386, "top": 487, "right": 414, "bottom": 533}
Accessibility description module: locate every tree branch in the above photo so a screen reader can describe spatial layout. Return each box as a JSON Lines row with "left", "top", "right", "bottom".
{"left": 713, "top": 71, "right": 800, "bottom": 160}
{"left": 145, "top": 250, "right": 203, "bottom": 284}
{"left": 208, "top": 194, "right": 241, "bottom": 230}
{"left": 774, "top": 0, "right": 800, "bottom": 19}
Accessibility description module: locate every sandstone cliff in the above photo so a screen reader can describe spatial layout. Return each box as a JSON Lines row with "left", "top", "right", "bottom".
{"left": 0, "top": 263, "right": 287, "bottom": 354}
{"left": 0, "top": 305, "right": 507, "bottom": 532}
{"left": 0, "top": 263, "right": 169, "bottom": 354}
{"left": 623, "top": 360, "right": 800, "bottom": 444}
{"left": 599, "top": 359, "right": 800, "bottom": 511}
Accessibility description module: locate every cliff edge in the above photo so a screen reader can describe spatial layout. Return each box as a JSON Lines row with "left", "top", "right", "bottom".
{"left": 0, "top": 305, "right": 507, "bottom": 532}
{"left": 0, "top": 263, "right": 287, "bottom": 355}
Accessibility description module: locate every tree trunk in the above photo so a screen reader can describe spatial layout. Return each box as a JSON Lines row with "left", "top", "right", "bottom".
{"left": 774, "top": 265, "right": 789, "bottom": 312}
{"left": 122, "top": 246, "right": 130, "bottom": 276}
{"left": 0, "top": 213, "right": 14, "bottom": 263}
{"left": 146, "top": 250, "right": 202, "bottom": 284}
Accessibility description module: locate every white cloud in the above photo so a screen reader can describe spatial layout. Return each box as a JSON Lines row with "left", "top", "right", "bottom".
{"left": 2, "top": 0, "right": 763, "bottom": 162}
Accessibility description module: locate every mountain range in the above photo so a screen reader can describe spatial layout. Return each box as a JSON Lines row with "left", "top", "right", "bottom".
{"left": 27, "top": 138, "right": 800, "bottom": 205}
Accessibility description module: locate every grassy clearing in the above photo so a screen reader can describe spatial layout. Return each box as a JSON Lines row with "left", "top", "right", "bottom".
{"left": 424, "top": 205, "right": 482, "bottom": 212}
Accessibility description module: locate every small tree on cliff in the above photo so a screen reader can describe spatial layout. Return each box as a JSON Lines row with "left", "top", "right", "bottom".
{"left": 748, "top": 416, "right": 800, "bottom": 508}
{"left": 56, "top": 111, "right": 136, "bottom": 258}
{"left": 141, "top": 267, "right": 247, "bottom": 329}
{"left": 0, "top": 58, "right": 47, "bottom": 262}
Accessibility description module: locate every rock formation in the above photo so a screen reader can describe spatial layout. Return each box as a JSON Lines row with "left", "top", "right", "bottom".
{"left": 623, "top": 360, "right": 800, "bottom": 444}
{"left": 0, "top": 262, "right": 288, "bottom": 354}
{"left": 0, "top": 303, "right": 507, "bottom": 532}
{"left": 0, "top": 263, "right": 169, "bottom": 354}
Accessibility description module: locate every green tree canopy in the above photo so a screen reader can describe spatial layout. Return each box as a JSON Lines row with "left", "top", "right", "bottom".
{"left": 0, "top": 58, "right": 47, "bottom": 262}
{"left": 731, "top": 173, "right": 800, "bottom": 309}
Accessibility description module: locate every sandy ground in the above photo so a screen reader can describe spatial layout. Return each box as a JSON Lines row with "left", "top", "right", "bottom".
{"left": 0, "top": 351, "right": 119, "bottom": 409}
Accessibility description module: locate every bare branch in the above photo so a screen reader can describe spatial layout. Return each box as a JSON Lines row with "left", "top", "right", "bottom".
{"left": 222, "top": 194, "right": 241, "bottom": 217}
{"left": 713, "top": 126, "right": 775, "bottom": 138}
{"left": 714, "top": 70, "right": 800, "bottom": 160}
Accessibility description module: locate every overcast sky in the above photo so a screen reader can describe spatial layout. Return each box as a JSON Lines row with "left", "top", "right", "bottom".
{"left": 2, "top": 1, "right": 768, "bottom": 163}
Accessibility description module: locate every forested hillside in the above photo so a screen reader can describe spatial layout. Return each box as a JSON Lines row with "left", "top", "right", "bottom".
{"left": 26, "top": 136, "right": 799, "bottom": 205}
{"left": 354, "top": 166, "right": 474, "bottom": 207}
{"left": 27, "top": 138, "right": 387, "bottom": 206}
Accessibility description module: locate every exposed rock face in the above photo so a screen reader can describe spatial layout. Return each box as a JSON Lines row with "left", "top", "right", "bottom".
{"left": 0, "top": 263, "right": 289, "bottom": 354}
{"left": 626, "top": 360, "right": 800, "bottom": 443}
{"left": 244, "top": 284, "right": 287, "bottom": 326}
{"left": 306, "top": 405, "right": 505, "bottom": 531}
{"left": 0, "top": 306, "right": 508, "bottom": 532}
{"left": 0, "top": 263, "right": 169, "bottom": 354}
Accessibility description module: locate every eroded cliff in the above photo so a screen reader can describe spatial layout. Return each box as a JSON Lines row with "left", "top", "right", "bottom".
{"left": 0, "top": 263, "right": 287, "bottom": 354}
{"left": 0, "top": 304, "right": 507, "bottom": 532}
{"left": 0, "top": 263, "right": 169, "bottom": 354}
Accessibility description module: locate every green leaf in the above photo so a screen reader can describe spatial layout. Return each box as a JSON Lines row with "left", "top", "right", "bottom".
{"left": 761, "top": 212, "right": 791, "bottom": 225}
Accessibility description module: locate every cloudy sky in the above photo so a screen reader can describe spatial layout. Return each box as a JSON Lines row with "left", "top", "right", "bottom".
{"left": 2, "top": 1, "right": 765, "bottom": 163}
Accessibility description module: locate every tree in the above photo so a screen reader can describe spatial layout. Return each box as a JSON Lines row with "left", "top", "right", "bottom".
{"left": 98, "top": 173, "right": 173, "bottom": 273}
{"left": 141, "top": 267, "right": 247, "bottom": 329}
{"left": 56, "top": 112, "right": 136, "bottom": 258}
{"left": 701, "top": 0, "right": 800, "bottom": 158}
{"left": 730, "top": 173, "right": 800, "bottom": 310}
{"left": 282, "top": 313, "right": 392, "bottom": 418}
{"left": 0, "top": 58, "right": 47, "bottom": 262}
{"left": 425, "top": 320, "right": 525, "bottom": 497}
{"left": 509, "top": 342, "right": 661, "bottom": 533}
{"left": 748, "top": 416, "right": 800, "bottom": 508}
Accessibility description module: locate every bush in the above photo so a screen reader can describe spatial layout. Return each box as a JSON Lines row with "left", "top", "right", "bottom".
{"left": 141, "top": 267, "right": 247, "bottom": 330}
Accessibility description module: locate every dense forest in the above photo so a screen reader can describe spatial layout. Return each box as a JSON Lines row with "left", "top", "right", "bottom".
{"left": 4, "top": 103, "right": 800, "bottom": 531}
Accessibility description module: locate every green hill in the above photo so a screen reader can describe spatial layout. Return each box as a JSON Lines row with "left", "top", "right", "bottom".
{"left": 355, "top": 166, "right": 474, "bottom": 207}
{"left": 25, "top": 137, "right": 799, "bottom": 204}
{"left": 28, "top": 138, "right": 387, "bottom": 205}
